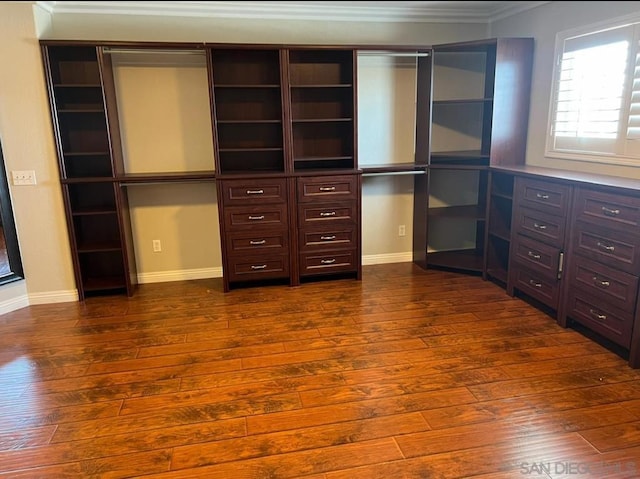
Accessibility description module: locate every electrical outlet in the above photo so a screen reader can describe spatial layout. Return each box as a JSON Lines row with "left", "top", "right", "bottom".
{"left": 12, "top": 170, "right": 37, "bottom": 186}
{"left": 398, "top": 224, "right": 406, "bottom": 237}
{"left": 152, "top": 239, "right": 162, "bottom": 252}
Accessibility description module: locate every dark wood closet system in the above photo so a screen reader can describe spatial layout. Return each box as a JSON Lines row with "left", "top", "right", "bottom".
{"left": 40, "top": 38, "right": 536, "bottom": 297}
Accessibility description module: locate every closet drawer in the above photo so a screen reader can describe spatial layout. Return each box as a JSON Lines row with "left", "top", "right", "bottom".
{"left": 300, "top": 250, "right": 356, "bottom": 276}
{"left": 514, "top": 206, "right": 566, "bottom": 248}
{"left": 572, "top": 220, "right": 640, "bottom": 275}
{"left": 220, "top": 178, "right": 287, "bottom": 205}
{"left": 511, "top": 265, "right": 560, "bottom": 309}
{"left": 227, "top": 231, "right": 288, "bottom": 254}
{"left": 516, "top": 177, "right": 571, "bottom": 216}
{"left": 299, "top": 227, "right": 357, "bottom": 252}
{"left": 574, "top": 187, "right": 640, "bottom": 230}
{"left": 566, "top": 289, "right": 633, "bottom": 348}
{"left": 224, "top": 204, "right": 288, "bottom": 230}
{"left": 568, "top": 255, "right": 638, "bottom": 313}
{"left": 299, "top": 202, "right": 357, "bottom": 224}
{"left": 227, "top": 254, "right": 289, "bottom": 282}
{"left": 297, "top": 175, "right": 358, "bottom": 202}
{"left": 511, "top": 234, "right": 561, "bottom": 278}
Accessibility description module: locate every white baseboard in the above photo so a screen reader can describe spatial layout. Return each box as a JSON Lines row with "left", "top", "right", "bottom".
{"left": 362, "top": 252, "right": 413, "bottom": 265}
{"left": 137, "top": 267, "right": 223, "bottom": 284}
{"left": 5, "top": 259, "right": 412, "bottom": 310}
{"left": 29, "top": 289, "right": 79, "bottom": 305}
{"left": 0, "top": 294, "right": 30, "bottom": 314}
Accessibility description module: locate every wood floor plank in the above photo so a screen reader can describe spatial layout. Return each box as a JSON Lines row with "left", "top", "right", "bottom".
{"left": 0, "top": 419, "right": 245, "bottom": 472}
{"left": 171, "top": 413, "right": 428, "bottom": 469}
{"left": 0, "top": 264, "right": 639, "bottom": 477}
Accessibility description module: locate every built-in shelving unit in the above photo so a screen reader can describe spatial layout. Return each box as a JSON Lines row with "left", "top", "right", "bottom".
{"left": 485, "top": 170, "right": 516, "bottom": 284}
{"left": 43, "top": 45, "right": 135, "bottom": 299}
{"left": 211, "top": 49, "right": 285, "bottom": 175}
{"left": 289, "top": 49, "right": 355, "bottom": 172}
{"left": 415, "top": 38, "right": 534, "bottom": 275}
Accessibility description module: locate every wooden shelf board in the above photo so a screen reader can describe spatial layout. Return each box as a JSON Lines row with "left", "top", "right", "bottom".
{"left": 427, "top": 249, "right": 484, "bottom": 272}
{"left": 361, "top": 163, "right": 427, "bottom": 174}
{"left": 118, "top": 171, "right": 216, "bottom": 183}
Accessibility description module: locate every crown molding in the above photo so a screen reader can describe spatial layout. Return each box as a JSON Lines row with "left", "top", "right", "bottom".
{"left": 34, "top": 1, "right": 550, "bottom": 24}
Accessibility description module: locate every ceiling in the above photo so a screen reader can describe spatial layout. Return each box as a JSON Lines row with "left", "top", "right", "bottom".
{"left": 35, "top": 1, "right": 550, "bottom": 23}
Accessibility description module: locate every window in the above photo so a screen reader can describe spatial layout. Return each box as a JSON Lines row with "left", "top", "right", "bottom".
{"left": 547, "top": 16, "right": 640, "bottom": 164}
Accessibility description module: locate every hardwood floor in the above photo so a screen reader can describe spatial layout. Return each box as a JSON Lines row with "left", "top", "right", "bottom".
{"left": 1, "top": 263, "right": 640, "bottom": 478}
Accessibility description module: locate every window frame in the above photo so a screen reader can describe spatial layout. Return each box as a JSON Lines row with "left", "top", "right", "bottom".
{"left": 545, "top": 12, "right": 640, "bottom": 167}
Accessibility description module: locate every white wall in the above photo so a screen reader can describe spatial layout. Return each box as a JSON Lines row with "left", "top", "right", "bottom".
{"left": 491, "top": 1, "right": 640, "bottom": 178}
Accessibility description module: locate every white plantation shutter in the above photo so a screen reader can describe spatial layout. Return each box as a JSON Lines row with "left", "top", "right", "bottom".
{"left": 548, "top": 21, "right": 640, "bottom": 162}
{"left": 554, "top": 41, "right": 628, "bottom": 140}
{"left": 626, "top": 44, "right": 640, "bottom": 139}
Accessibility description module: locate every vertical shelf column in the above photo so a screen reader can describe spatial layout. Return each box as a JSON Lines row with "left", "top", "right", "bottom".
{"left": 42, "top": 44, "right": 134, "bottom": 299}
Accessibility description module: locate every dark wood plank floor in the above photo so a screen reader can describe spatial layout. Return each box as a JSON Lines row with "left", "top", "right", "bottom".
{"left": 1, "top": 263, "right": 640, "bottom": 478}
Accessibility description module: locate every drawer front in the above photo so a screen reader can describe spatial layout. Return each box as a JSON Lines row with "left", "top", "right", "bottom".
{"left": 300, "top": 250, "right": 356, "bottom": 276}
{"left": 567, "top": 289, "right": 633, "bottom": 348}
{"left": 512, "top": 234, "right": 561, "bottom": 278}
{"left": 572, "top": 220, "right": 640, "bottom": 274}
{"left": 511, "top": 264, "right": 560, "bottom": 309}
{"left": 224, "top": 204, "right": 287, "bottom": 230}
{"left": 297, "top": 175, "right": 358, "bottom": 203}
{"left": 221, "top": 178, "right": 287, "bottom": 205}
{"left": 300, "top": 228, "right": 356, "bottom": 252}
{"left": 227, "top": 254, "right": 289, "bottom": 282}
{"left": 299, "top": 202, "right": 356, "bottom": 224}
{"left": 515, "top": 206, "right": 566, "bottom": 248}
{"left": 574, "top": 187, "right": 640, "bottom": 231}
{"left": 516, "top": 177, "right": 571, "bottom": 216}
{"left": 568, "top": 254, "right": 639, "bottom": 313}
{"left": 227, "top": 232, "right": 288, "bottom": 254}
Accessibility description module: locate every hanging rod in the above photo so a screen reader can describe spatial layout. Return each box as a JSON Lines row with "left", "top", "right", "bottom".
{"left": 362, "top": 170, "right": 426, "bottom": 177}
{"left": 103, "top": 48, "right": 205, "bottom": 55}
{"left": 356, "top": 51, "right": 430, "bottom": 58}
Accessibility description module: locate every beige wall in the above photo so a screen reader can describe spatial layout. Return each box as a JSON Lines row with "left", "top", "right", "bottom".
{"left": 491, "top": 1, "right": 640, "bottom": 178}
{"left": 0, "top": 2, "right": 76, "bottom": 307}
{"left": 112, "top": 51, "right": 220, "bottom": 281}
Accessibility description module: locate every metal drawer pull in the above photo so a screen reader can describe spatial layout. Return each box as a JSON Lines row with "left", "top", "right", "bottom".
{"left": 319, "top": 186, "right": 336, "bottom": 192}
{"left": 596, "top": 241, "right": 615, "bottom": 252}
{"left": 601, "top": 206, "right": 620, "bottom": 216}
{"left": 251, "top": 264, "right": 267, "bottom": 270}
{"left": 589, "top": 309, "right": 607, "bottom": 321}
{"left": 533, "top": 223, "right": 547, "bottom": 230}
{"left": 527, "top": 251, "right": 541, "bottom": 260}
{"left": 535, "top": 193, "right": 550, "bottom": 200}
{"left": 320, "top": 235, "right": 336, "bottom": 241}
{"left": 250, "top": 240, "right": 266, "bottom": 245}
{"left": 248, "top": 215, "right": 265, "bottom": 221}
{"left": 320, "top": 211, "right": 336, "bottom": 217}
{"left": 592, "top": 276, "right": 610, "bottom": 288}
{"left": 246, "top": 189, "right": 264, "bottom": 195}
{"left": 557, "top": 251, "right": 564, "bottom": 280}
{"left": 321, "top": 258, "right": 336, "bottom": 264}
{"left": 528, "top": 280, "right": 542, "bottom": 288}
